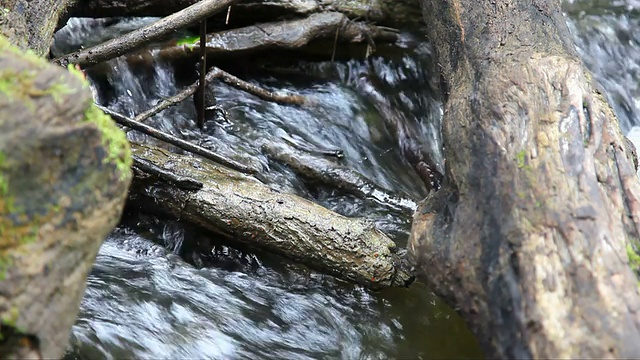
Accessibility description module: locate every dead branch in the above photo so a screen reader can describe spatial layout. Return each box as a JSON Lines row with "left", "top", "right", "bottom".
{"left": 53, "top": 0, "right": 239, "bottom": 68}
{"left": 196, "top": 20, "right": 207, "bottom": 130}
{"left": 68, "top": 0, "right": 423, "bottom": 28}
{"left": 130, "top": 143, "right": 415, "bottom": 288}
{"left": 262, "top": 141, "right": 417, "bottom": 213}
{"left": 155, "top": 12, "right": 399, "bottom": 61}
{"left": 99, "top": 105, "right": 259, "bottom": 174}
{"left": 131, "top": 65, "right": 305, "bottom": 127}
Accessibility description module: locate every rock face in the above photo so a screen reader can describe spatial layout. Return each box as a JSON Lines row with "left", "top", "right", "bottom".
{"left": 0, "top": 36, "right": 132, "bottom": 358}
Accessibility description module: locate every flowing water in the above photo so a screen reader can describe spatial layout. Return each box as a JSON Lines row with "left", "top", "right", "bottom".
{"left": 52, "top": 1, "right": 640, "bottom": 358}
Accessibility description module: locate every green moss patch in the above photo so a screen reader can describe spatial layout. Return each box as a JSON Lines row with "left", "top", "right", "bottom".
{"left": 627, "top": 244, "right": 640, "bottom": 273}
{"left": 84, "top": 104, "right": 132, "bottom": 179}
{"left": 66, "top": 64, "right": 132, "bottom": 180}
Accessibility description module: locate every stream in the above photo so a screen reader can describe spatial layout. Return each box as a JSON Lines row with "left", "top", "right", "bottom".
{"left": 53, "top": 1, "right": 639, "bottom": 359}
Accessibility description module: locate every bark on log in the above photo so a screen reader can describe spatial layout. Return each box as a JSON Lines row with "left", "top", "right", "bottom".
{"left": 68, "top": 0, "right": 422, "bottom": 28}
{"left": 262, "top": 141, "right": 417, "bottom": 213}
{"left": 149, "top": 12, "right": 399, "bottom": 63}
{"left": 129, "top": 143, "right": 414, "bottom": 289}
{"left": 53, "top": 0, "right": 238, "bottom": 68}
{"left": 0, "top": 36, "right": 132, "bottom": 358}
{"left": 409, "top": 0, "right": 640, "bottom": 358}
{"left": 0, "top": 0, "right": 72, "bottom": 55}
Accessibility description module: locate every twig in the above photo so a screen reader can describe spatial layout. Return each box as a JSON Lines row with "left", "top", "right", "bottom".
{"left": 225, "top": 6, "right": 232, "bottom": 25}
{"left": 53, "top": 0, "right": 238, "bottom": 68}
{"left": 197, "top": 20, "right": 207, "bottom": 130}
{"left": 214, "top": 67, "right": 305, "bottom": 105}
{"left": 331, "top": 16, "right": 344, "bottom": 62}
{"left": 131, "top": 66, "right": 304, "bottom": 127}
{"left": 98, "top": 105, "right": 258, "bottom": 174}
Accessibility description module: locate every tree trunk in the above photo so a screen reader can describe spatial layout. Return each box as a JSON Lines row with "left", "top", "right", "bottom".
{"left": 409, "top": 0, "right": 640, "bottom": 358}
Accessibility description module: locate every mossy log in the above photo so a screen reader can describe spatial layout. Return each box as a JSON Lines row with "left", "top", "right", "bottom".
{"left": 0, "top": 36, "right": 132, "bottom": 358}
{"left": 409, "top": 0, "right": 640, "bottom": 358}
{"left": 129, "top": 143, "right": 414, "bottom": 289}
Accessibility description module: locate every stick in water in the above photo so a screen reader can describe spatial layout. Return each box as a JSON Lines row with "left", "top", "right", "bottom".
{"left": 197, "top": 19, "right": 207, "bottom": 130}
{"left": 131, "top": 66, "right": 305, "bottom": 128}
{"left": 97, "top": 105, "right": 258, "bottom": 174}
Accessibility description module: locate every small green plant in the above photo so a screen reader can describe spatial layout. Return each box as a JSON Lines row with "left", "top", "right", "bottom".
{"left": 627, "top": 244, "right": 640, "bottom": 272}
{"left": 516, "top": 150, "right": 526, "bottom": 168}
{"left": 176, "top": 35, "right": 200, "bottom": 46}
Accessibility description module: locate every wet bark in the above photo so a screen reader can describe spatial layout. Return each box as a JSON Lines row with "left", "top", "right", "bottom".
{"left": 410, "top": 0, "right": 640, "bottom": 358}
{"left": 262, "top": 141, "right": 417, "bottom": 213}
{"left": 129, "top": 144, "right": 414, "bottom": 289}
{"left": 53, "top": 0, "right": 238, "bottom": 67}
{"left": 67, "top": 0, "right": 422, "bottom": 28}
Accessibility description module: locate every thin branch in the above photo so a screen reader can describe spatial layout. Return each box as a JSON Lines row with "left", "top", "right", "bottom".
{"left": 214, "top": 67, "right": 305, "bottom": 105}
{"left": 196, "top": 20, "right": 207, "bottom": 130}
{"left": 131, "top": 66, "right": 304, "bottom": 127}
{"left": 53, "top": 0, "right": 238, "bottom": 68}
{"left": 98, "top": 105, "right": 259, "bottom": 174}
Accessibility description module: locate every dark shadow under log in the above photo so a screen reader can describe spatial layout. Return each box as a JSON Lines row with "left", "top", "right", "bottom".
{"left": 409, "top": 0, "right": 640, "bottom": 358}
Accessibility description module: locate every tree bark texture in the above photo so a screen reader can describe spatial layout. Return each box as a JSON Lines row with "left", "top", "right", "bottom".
{"left": 129, "top": 143, "right": 414, "bottom": 289}
{"left": 0, "top": 0, "right": 72, "bottom": 55}
{"left": 53, "top": 0, "right": 239, "bottom": 67}
{"left": 409, "top": 0, "right": 640, "bottom": 358}
{"left": 0, "top": 36, "right": 132, "bottom": 358}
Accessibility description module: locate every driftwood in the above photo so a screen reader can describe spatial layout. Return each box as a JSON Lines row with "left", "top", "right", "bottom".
{"left": 262, "top": 141, "right": 417, "bottom": 213}
{"left": 100, "top": 106, "right": 260, "bottom": 174}
{"left": 53, "top": 0, "right": 238, "bottom": 67}
{"left": 0, "top": 36, "right": 131, "bottom": 359}
{"left": 409, "top": 0, "right": 640, "bottom": 358}
{"left": 129, "top": 143, "right": 414, "bottom": 288}
{"left": 67, "top": 0, "right": 423, "bottom": 28}
{"left": 154, "top": 12, "right": 400, "bottom": 62}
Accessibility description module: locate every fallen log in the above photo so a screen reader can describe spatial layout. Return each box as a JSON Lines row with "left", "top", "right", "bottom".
{"left": 53, "top": 0, "right": 239, "bottom": 67}
{"left": 153, "top": 12, "right": 400, "bottom": 62}
{"left": 409, "top": 0, "right": 640, "bottom": 358}
{"left": 67, "top": 0, "right": 422, "bottom": 28}
{"left": 129, "top": 143, "right": 414, "bottom": 288}
{"left": 0, "top": 36, "right": 132, "bottom": 358}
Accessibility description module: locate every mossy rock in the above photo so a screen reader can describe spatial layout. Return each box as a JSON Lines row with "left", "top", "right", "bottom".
{"left": 0, "top": 35, "right": 132, "bottom": 358}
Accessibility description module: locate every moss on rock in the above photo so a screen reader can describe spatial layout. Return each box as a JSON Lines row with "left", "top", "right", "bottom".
{"left": 0, "top": 34, "right": 133, "bottom": 358}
